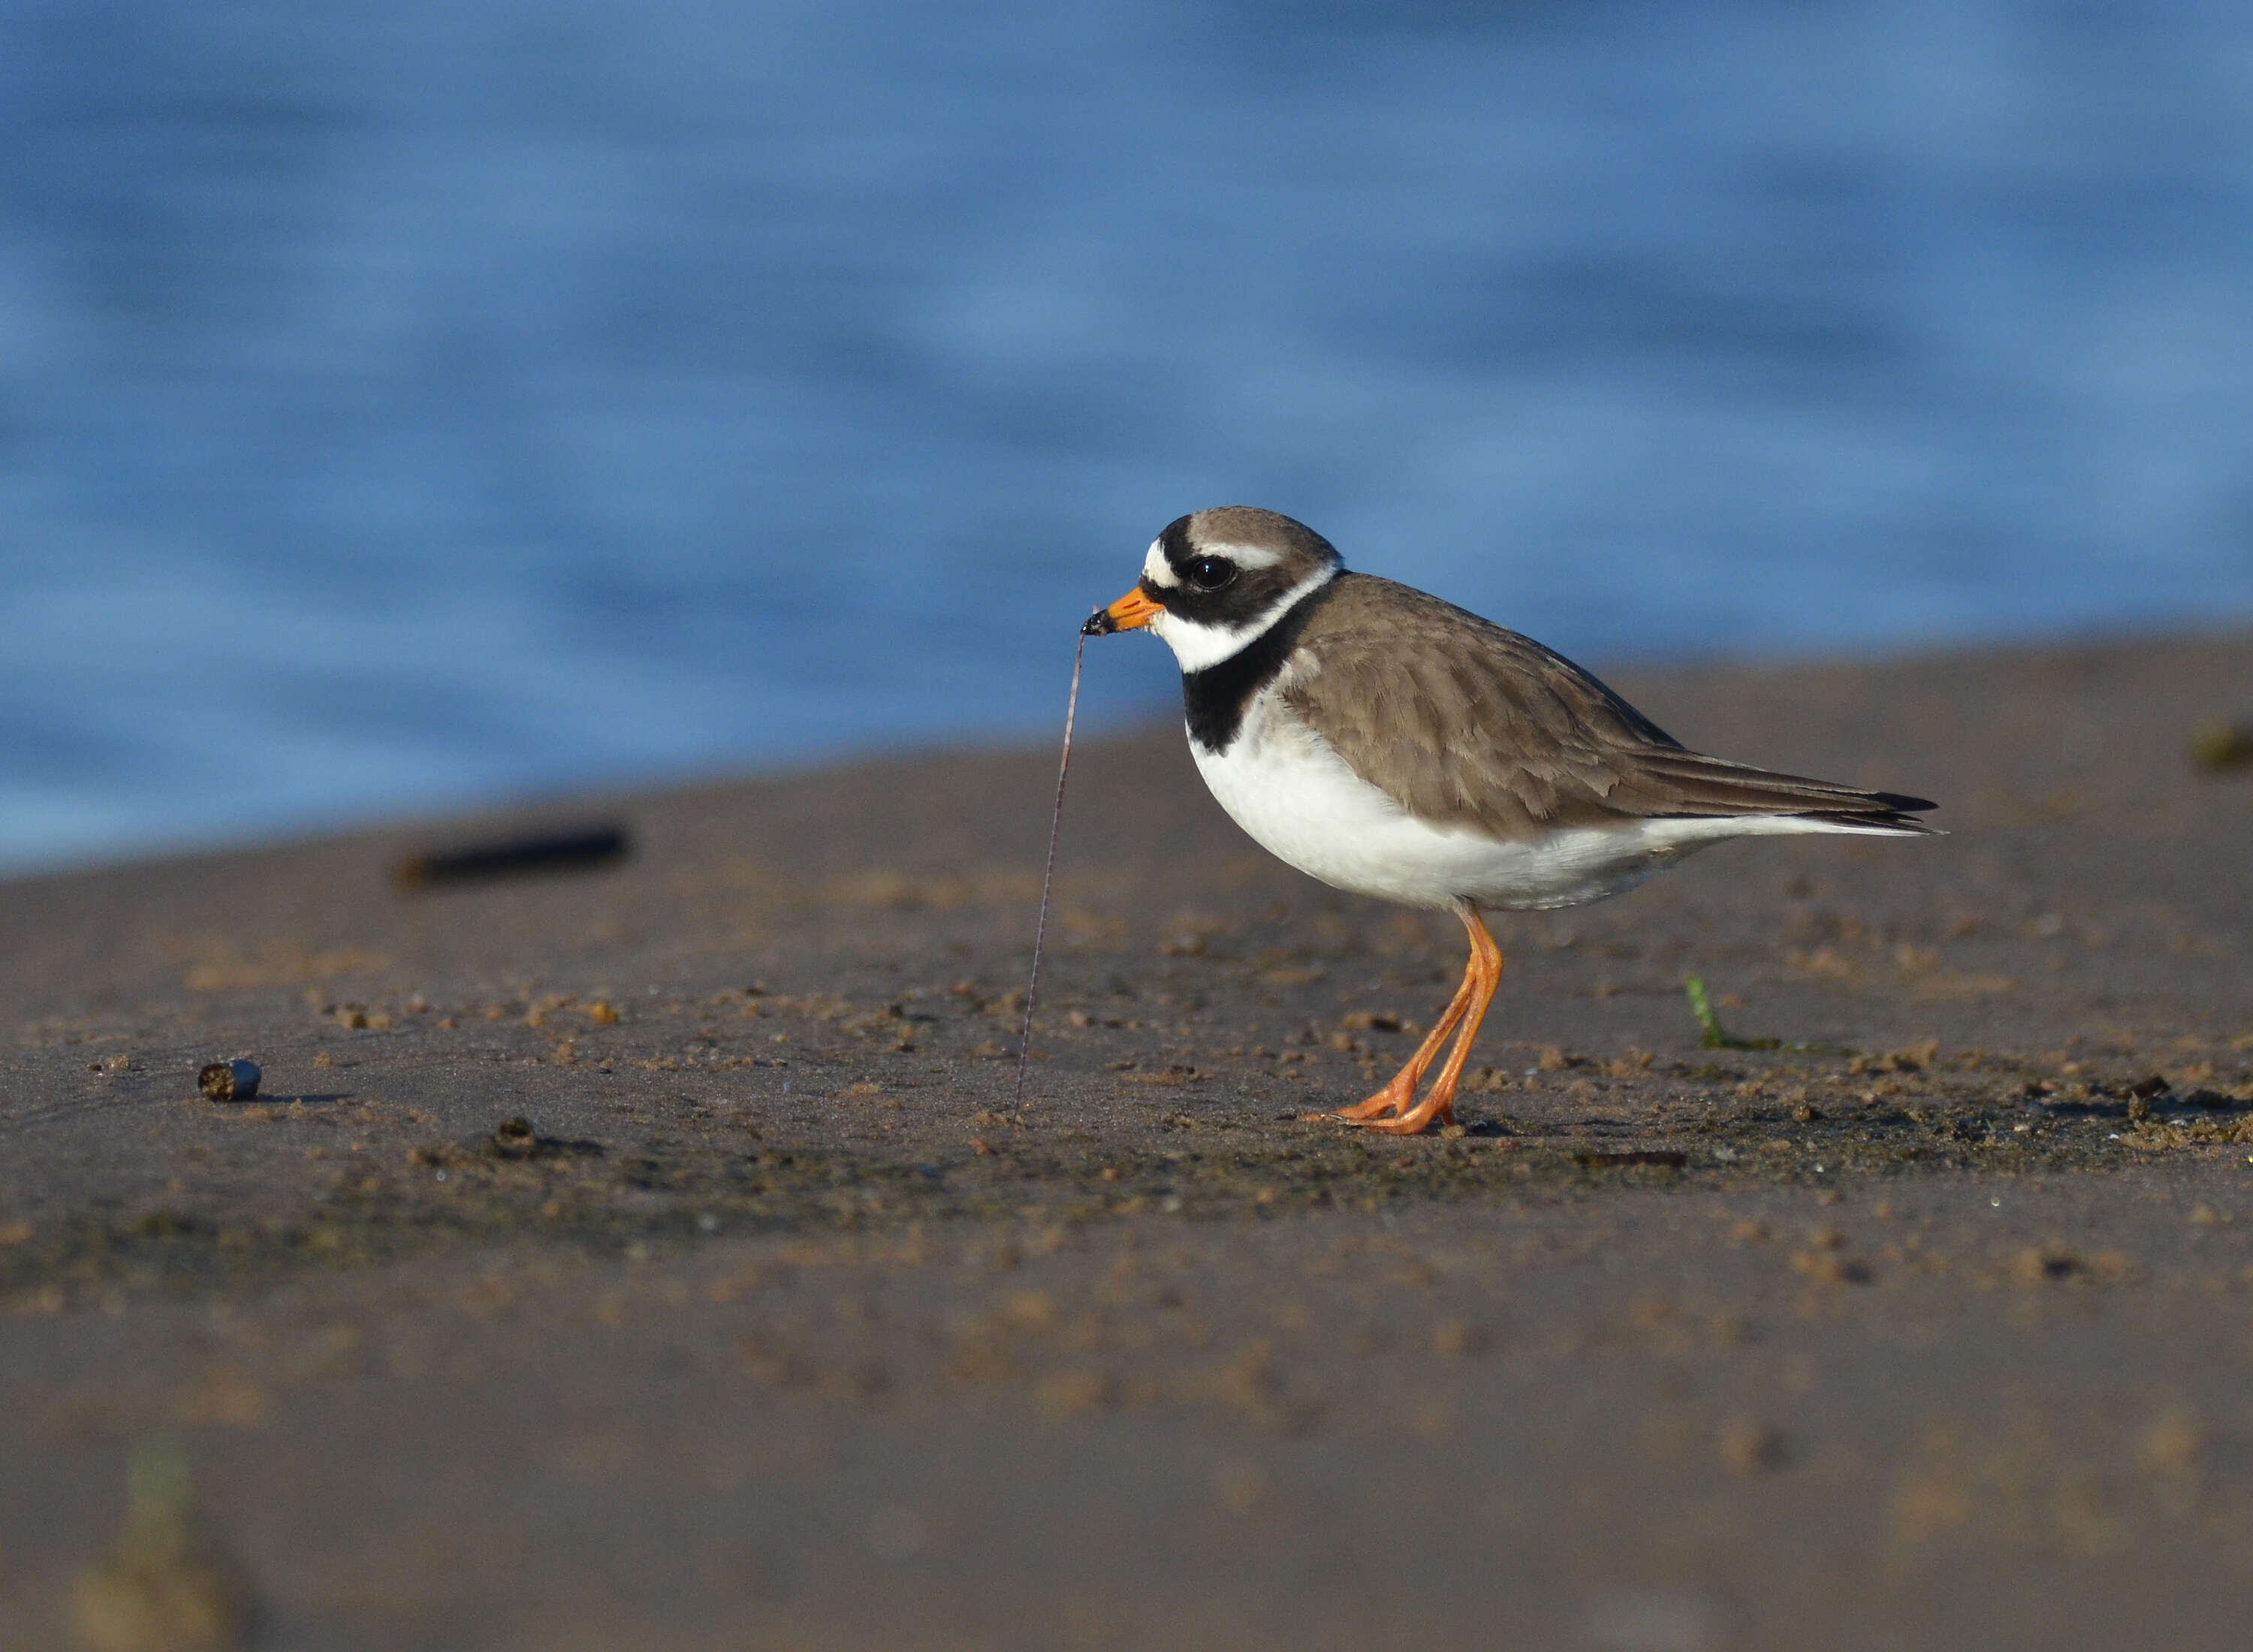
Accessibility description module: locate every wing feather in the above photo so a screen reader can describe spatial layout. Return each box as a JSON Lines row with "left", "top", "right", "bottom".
{"left": 1281, "top": 575, "right": 1935, "bottom": 837}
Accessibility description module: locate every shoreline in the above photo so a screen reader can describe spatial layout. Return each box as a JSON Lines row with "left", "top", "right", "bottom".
{"left": 13, "top": 614, "right": 2247, "bottom": 888}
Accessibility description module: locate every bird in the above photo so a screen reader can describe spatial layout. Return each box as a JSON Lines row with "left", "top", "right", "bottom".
{"left": 1083, "top": 506, "right": 1937, "bottom": 1135}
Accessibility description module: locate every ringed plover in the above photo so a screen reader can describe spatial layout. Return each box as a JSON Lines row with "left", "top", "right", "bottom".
{"left": 1084, "top": 507, "right": 1936, "bottom": 1135}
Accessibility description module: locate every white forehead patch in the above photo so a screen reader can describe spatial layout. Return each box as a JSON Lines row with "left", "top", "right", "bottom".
{"left": 1142, "top": 541, "right": 1178, "bottom": 587}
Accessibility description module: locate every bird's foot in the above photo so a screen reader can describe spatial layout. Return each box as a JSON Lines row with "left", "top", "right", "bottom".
{"left": 1304, "top": 1072, "right": 1420, "bottom": 1124}
{"left": 1333, "top": 1084, "right": 1416, "bottom": 1120}
{"left": 1337, "top": 1087, "right": 1458, "bottom": 1136}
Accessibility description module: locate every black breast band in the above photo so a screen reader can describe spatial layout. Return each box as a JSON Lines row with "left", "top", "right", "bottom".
{"left": 1181, "top": 581, "right": 1338, "bottom": 754}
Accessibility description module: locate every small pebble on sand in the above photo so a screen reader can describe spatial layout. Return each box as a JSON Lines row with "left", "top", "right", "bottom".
{"left": 196, "top": 1060, "right": 261, "bottom": 1103}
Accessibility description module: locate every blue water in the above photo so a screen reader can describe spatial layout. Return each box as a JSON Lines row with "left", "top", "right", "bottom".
{"left": 4, "top": 0, "right": 2251, "bottom": 873}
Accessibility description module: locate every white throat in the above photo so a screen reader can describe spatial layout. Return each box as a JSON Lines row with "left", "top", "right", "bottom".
{"left": 1148, "top": 566, "right": 1338, "bottom": 674}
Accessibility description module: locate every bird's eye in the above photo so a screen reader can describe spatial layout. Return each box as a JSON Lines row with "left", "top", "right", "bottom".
{"left": 1186, "top": 555, "right": 1235, "bottom": 590}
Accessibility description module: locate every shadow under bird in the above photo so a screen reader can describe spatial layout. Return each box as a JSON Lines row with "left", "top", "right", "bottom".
{"left": 1084, "top": 506, "right": 1938, "bottom": 1135}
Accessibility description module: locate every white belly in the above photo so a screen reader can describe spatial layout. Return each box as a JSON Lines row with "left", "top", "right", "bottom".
{"left": 1187, "top": 696, "right": 1667, "bottom": 912}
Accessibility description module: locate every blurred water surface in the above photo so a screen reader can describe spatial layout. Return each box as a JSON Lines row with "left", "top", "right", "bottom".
{"left": 3, "top": 0, "right": 2250, "bottom": 870}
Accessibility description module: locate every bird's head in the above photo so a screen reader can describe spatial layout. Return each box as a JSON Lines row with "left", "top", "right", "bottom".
{"left": 1084, "top": 507, "right": 1344, "bottom": 671}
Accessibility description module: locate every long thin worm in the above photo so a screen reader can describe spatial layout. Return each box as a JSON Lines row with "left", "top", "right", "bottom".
{"left": 1014, "top": 629, "right": 1087, "bottom": 1106}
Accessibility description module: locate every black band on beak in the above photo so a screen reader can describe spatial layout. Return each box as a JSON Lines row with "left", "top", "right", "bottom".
{"left": 1081, "top": 607, "right": 1116, "bottom": 637}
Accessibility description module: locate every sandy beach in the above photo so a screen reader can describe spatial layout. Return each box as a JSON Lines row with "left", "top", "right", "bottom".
{"left": 4, "top": 633, "right": 2251, "bottom": 1650}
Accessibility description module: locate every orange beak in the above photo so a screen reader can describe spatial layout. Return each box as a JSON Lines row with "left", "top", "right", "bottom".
{"left": 1082, "top": 585, "right": 1164, "bottom": 637}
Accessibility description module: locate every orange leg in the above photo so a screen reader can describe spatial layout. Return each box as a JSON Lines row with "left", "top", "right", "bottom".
{"left": 1345, "top": 906, "right": 1504, "bottom": 1136}
{"left": 1308, "top": 951, "right": 1479, "bottom": 1123}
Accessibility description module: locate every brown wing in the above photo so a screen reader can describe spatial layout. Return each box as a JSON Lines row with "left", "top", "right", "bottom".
{"left": 1283, "top": 575, "right": 1935, "bottom": 838}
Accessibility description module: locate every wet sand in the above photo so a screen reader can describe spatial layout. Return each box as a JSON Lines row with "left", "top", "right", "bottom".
{"left": 4, "top": 635, "right": 2251, "bottom": 1650}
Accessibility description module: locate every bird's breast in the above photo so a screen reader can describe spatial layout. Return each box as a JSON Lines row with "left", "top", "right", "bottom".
{"left": 1187, "top": 687, "right": 1673, "bottom": 912}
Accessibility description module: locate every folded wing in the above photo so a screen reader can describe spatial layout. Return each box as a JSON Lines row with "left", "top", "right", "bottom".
{"left": 1283, "top": 575, "right": 1937, "bottom": 840}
